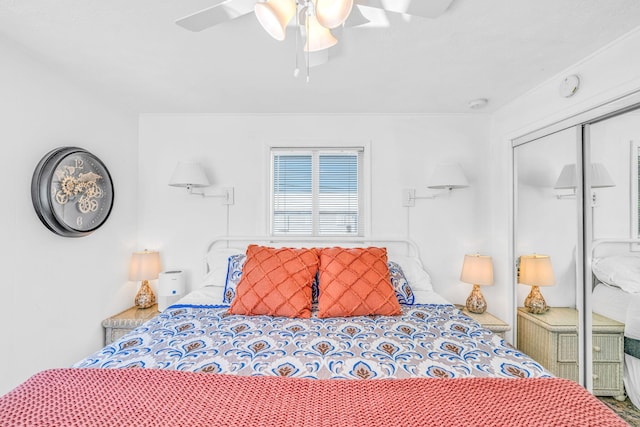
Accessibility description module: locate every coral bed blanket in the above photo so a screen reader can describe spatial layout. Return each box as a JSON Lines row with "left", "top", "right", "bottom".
{"left": 0, "top": 369, "right": 626, "bottom": 427}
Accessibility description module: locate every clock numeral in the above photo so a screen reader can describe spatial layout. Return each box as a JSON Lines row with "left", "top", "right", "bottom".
{"left": 75, "top": 158, "right": 84, "bottom": 169}
{"left": 77, "top": 216, "right": 83, "bottom": 227}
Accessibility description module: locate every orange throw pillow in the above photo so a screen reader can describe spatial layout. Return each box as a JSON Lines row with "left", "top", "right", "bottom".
{"left": 228, "top": 245, "right": 318, "bottom": 318}
{"left": 318, "top": 247, "right": 401, "bottom": 318}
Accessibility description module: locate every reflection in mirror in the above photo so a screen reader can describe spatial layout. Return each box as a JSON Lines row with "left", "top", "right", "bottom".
{"left": 589, "top": 110, "right": 640, "bottom": 404}
{"left": 514, "top": 127, "right": 582, "bottom": 385}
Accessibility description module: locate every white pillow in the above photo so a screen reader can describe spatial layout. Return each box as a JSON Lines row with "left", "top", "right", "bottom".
{"left": 593, "top": 255, "right": 640, "bottom": 293}
{"left": 391, "top": 254, "right": 434, "bottom": 293}
{"left": 202, "top": 248, "right": 245, "bottom": 302}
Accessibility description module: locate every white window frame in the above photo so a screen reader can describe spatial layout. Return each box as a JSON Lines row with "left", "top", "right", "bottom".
{"left": 266, "top": 141, "right": 371, "bottom": 237}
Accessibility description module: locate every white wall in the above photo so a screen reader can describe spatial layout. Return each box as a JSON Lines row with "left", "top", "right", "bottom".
{"left": 491, "top": 28, "right": 640, "bottom": 333}
{"left": 0, "top": 37, "right": 139, "bottom": 395}
{"left": 138, "top": 114, "right": 493, "bottom": 307}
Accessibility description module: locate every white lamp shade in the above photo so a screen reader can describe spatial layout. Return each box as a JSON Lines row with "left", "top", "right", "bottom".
{"left": 554, "top": 163, "right": 615, "bottom": 189}
{"left": 591, "top": 163, "right": 615, "bottom": 188}
{"left": 315, "top": 0, "right": 354, "bottom": 29}
{"left": 129, "top": 251, "right": 162, "bottom": 281}
{"left": 518, "top": 254, "right": 555, "bottom": 287}
{"left": 427, "top": 163, "right": 469, "bottom": 189}
{"left": 255, "top": 0, "right": 296, "bottom": 41}
{"left": 460, "top": 254, "right": 494, "bottom": 286}
{"left": 304, "top": 14, "right": 338, "bottom": 52}
{"left": 554, "top": 164, "right": 576, "bottom": 189}
{"left": 169, "top": 161, "right": 210, "bottom": 188}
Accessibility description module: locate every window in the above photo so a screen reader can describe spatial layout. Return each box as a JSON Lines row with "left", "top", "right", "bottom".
{"left": 271, "top": 147, "right": 363, "bottom": 236}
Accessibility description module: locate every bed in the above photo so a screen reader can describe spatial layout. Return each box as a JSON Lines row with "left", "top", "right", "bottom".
{"left": 0, "top": 237, "right": 626, "bottom": 426}
{"left": 591, "top": 239, "right": 640, "bottom": 410}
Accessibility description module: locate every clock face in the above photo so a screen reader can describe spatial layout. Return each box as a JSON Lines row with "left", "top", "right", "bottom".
{"left": 32, "top": 147, "right": 114, "bottom": 237}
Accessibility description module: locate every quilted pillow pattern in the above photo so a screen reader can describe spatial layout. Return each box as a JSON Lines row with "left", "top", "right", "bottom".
{"left": 318, "top": 247, "right": 401, "bottom": 318}
{"left": 228, "top": 245, "right": 318, "bottom": 318}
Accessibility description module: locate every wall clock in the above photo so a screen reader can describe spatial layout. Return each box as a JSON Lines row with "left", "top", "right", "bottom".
{"left": 31, "top": 147, "right": 114, "bottom": 237}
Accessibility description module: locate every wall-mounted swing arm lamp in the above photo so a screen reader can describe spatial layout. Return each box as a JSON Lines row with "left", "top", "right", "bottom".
{"left": 554, "top": 163, "right": 615, "bottom": 203}
{"left": 402, "top": 163, "right": 469, "bottom": 207}
{"left": 169, "top": 161, "right": 234, "bottom": 205}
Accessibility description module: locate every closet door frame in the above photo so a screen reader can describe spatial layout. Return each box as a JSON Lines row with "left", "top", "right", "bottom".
{"left": 511, "top": 89, "right": 640, "bottom": 391}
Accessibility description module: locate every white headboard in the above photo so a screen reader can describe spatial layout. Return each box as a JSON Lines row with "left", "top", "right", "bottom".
{"left": 204, "top": 236, "right": 423, "bottom": 277}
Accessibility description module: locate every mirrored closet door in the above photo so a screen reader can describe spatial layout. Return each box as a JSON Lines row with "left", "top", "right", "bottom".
{"left": 513, "top": 91, "right": 640, "bottom": 399}
{"left": 587, "top": 108, "right": 640, "bottom": 400}
{"left": 514, "top": 127, "right": 584, "bottom": 385}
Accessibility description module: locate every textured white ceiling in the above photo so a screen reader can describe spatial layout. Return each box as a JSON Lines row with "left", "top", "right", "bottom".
{"left": 2, "top": 0, "right": 640, "bottom": 114}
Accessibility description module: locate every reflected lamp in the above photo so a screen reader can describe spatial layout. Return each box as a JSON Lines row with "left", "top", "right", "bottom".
{"left": 518, "top": 254, "right": 555, "bottom": 314}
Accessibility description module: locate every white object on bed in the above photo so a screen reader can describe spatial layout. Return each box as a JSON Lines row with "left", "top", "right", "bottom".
{"left": 592, "top": 283, "right": 630, "bottom": 324}
{"left": 593, "top": 255, "right": 640, "bottom": 293}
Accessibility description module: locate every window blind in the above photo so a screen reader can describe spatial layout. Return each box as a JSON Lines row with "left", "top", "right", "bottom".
{"left": 272, "top": 148, "right": 363, "bottom": 236}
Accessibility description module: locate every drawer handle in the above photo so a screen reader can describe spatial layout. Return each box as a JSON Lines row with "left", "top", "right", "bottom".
{"left": 592, "top": 374, "right": 599, "bottom": 380}
{"left": 593, "top": 346, "right": 601, "bottom": 352}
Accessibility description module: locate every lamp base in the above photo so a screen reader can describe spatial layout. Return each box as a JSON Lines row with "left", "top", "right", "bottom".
{"left": 466, "top": 284, "right": 487, "bottom": 314}
{"left": 524, "top": 285, "right": 548, "bottom": 314}
{"left": 135, "top": 280, "right": 156, "bottom": 309}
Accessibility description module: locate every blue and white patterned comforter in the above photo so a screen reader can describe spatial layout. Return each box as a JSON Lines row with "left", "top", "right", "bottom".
{"left": 75, "top": 304, "right": 550, "bottom": 380}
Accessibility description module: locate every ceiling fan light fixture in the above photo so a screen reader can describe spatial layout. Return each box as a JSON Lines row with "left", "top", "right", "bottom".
{"left": 315, "top": 0, "right": 354, "bottom": 29}
{"left": 255, "top": 0, "right": 296, "bottom": 41}
{"left": 304, "top": 14, "right": 338, "bottom": 52}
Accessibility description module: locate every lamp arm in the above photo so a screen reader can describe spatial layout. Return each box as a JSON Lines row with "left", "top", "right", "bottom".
{"left": 189, "top": 187, "right": 234, "bottom": 204}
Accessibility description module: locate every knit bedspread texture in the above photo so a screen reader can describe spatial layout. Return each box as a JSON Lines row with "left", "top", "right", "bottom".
{"left": 0, "top": 368, "right": 626, "bottom": 426}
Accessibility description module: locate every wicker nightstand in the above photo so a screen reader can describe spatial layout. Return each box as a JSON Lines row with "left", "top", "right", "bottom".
{"left": 102, "top": 304, "right": 159, "bottom": 346}
{"left": 455, "top": 305, "right": 511, "bottom": 338}
{"left": 517, "top": 307, "right": 625, "bottom": 399}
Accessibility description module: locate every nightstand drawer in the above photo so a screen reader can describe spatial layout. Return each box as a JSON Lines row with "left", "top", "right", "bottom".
{"left": 593, "top": 334, "right": 622, "bottom": 362}
{"left": 557, "top": 334, "right": 578, "bottom": 362}
{"left": 593, "top": 363, "right": 623, "bottom": 393}
{"left": 557, "top": 362, "right": 579, "bottom": 381}
{"left": 103, "top": 305, "right": 159, "bottom": 346}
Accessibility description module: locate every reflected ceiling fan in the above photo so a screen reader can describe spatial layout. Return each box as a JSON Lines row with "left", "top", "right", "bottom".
{"left": 176, "top": 0, "right": 453, "bottom": 76}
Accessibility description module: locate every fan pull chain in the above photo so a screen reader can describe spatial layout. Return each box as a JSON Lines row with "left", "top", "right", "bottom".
{"left": 306, "top": 1, "right": 310, "bottom": 83}
{"left": 293, "top": 0, "right": 300, "bottom": 77}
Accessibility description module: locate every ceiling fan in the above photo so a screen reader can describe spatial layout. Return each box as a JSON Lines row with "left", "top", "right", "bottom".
{"left": 176, "top": 0, "right": 453, "bottom": 75}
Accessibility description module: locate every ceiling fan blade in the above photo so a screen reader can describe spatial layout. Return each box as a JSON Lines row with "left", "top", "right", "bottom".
{"left": 343, "top": 5, "right": 371, "bottom": 27}
{"left": 354, "top": 0, "right": 453, "bottom": 19}
{"left": 176, "top": 0, "right": 258, "bottom": 32}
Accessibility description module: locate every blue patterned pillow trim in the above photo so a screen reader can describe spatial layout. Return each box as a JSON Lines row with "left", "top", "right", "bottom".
{"left": 223, "top": 254, "right": 246, "bottom": 304}
{"left": 388, "top": 260, "right": 415, "bottom": 304}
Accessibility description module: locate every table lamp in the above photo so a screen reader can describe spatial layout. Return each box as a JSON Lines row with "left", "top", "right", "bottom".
{"left": 129, "top": 250, "right": 162, "bottom": 309}
{"left": 518, "top": 254, "right": 555, "bottom": 314}
{"left": 460, "top": 254, "right": 494, "bottom": 314}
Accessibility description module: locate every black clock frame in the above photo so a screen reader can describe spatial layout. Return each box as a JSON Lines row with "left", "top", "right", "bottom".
{"left": 31, "top": 146, "right": 114, "bottom": 237}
